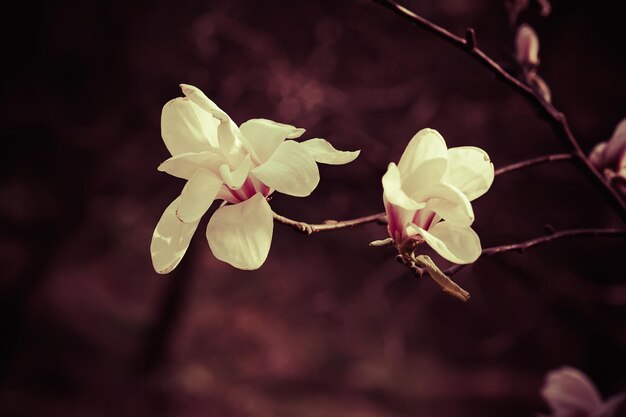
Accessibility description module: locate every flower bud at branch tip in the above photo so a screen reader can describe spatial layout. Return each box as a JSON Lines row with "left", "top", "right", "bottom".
{"left": 465, "top": 28, "right": 477, "bottom": 50}
{"left": 516, "top": 24, "right": 540, "bottom": 68}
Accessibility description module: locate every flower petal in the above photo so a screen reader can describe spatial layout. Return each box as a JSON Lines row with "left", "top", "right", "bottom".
{"left": 179, "top": 84, "right": 253, "bottom": 164}
{"left": 161, "top": 98, "right": 220, "bottom": 156}
{"left": 176, "top": 169, "right": 223, "bottom": 223}
{"left": 384, "top": 194, "right": 416, "bottom": 241}
{"left": 220, "top": 154, "right": 252, "bottom": 189}
{"left": 206, "top": 193, "right": 273, "bottom": 270}
{"left": 413, "top": 182, "right": 474, "bottom": 226}
{"left": 299, "top": 138, "right": 360, "bottom": 165}
{"left": 415, "top": 222, "right": 482, "bottom": 264}
{"left": 382, "top": 163, "right": 421, "bottom": 210}
{"left": 250, "top": 140, "right": 319, "bottom": 197}
{"left": 150, "top": 197, "right": 200, "bottom": 274}
{"left": 240, "top": 118, "right": 305, "bottom": 162}
{"left": 541, "top": 367, "right": 604, "bottom": 416}
{"left": 443, "top": 146, "right": 495, "bottom": 201}
{"left": 397, "top": 128, "right": 448, "bottom": 181}
{"left": 158, "top": 151, "right": 225, "bottom": 180}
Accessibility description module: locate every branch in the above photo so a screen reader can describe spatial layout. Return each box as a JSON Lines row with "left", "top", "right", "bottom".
{"left": 272, "top": 211, "right": 386, "bottom": 235}
{"left": 444, "top": 227, "right": 626, "bottom": 276}
{"left": 371, "top": 0, "right": 626, "bottom": 223}
{"left": 495, "top": 153, "right": 573, "bottom": 176}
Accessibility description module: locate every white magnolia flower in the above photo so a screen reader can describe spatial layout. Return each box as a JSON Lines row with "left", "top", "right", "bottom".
{"left": 151, "top": 84, "right": 359, "bottom": 272}
{"left": 382, "top": 128, "right": 494, "bottom": 264}
{"left": 541, "top": 367, "right": 625, "bottom": 417}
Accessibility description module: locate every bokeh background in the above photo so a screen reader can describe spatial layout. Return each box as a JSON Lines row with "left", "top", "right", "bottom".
{"left": 1, "top": 0, "right": 625, "bottom": 416}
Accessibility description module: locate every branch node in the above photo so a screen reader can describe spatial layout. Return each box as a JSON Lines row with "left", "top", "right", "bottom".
{"left": 465, "top": 28, "right": 477, "bottom": 49}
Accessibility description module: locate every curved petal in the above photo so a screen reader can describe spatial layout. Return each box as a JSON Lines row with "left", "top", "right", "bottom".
{"left": 415, "top": 222, "right": 482, "bottom": 264}
{"left": 401, "top": 158, "right": 449, "bottom": 197}
{"left": 397, "top": 128, "right": 448, "bottom": 181}
{"left": 161, "top": 98, "right": 220, "bottom": 156}
{"left": 158, "top": 151, "right": 225, "bottom": 180}
{"left": 206, "top": 193, "right": 273, "bottom": 270}
{"left": 413, "top": 182, "right": 474, "bottom": 226}
{"left": 443, "top": 146, "right": 495, "bottom": 201}
{"left": 300, "top": 138, "right": 360, "bottom": 165}
{"left": 383, "top": 194, "right": 417, "bottom": 242}
{"left": 250, "top": 140, "right": 319, "bottom": 197}
{"left": 179, "top": 84, "right": 253, "bottom": 164}
{"left": 176, "top": 169, "right": 223, "bottom": 223}
{"left": 541, "top": 367, "right": 604, "bottom": 416}
{"left": 220, "top": 154, "right": 252, "bottom": 189}
{"left": 151, "top": 197, "right": 200, "bottom": 274}
{"left": 240, "top": 118, "right": 305, "bottom": 163}
{"left": 382, "top": 163, "right": 421, "bottom": 210}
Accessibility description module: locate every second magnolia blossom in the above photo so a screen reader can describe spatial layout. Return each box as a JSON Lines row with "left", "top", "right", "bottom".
{"left": 382, "top": 128, "right": 494, "bottom": 264}
{"left": 151, "top": 84, "right": 359, "bottom": 272}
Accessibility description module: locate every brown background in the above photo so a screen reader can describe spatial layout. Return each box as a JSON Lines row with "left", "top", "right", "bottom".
{"left": 1, "top": 1, "right": 625, "bottom": 416}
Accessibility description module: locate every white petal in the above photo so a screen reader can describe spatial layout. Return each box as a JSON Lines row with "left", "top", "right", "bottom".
{"left": 179, "top": 84, "right": 253, "bottom": 163}
{"left": 206, "top": 193, "right": 273, "bottom": 270}
{"left": 397, "top": 128, "right": 448, "bottom": 180}
{"left": 382, "top": 163, "right": 421, "bottom": 210}
{"left": 161, "top": 98, "right": 220, "bottom": 156}
{"left": 250, "top": 140, "right": 319, "bottom": 197}
{"left": 240, "top": 118, "right": 305, "bottom": 162}
{"left": 179, "top": 84, "right": 230, "bottom": 121}
{"left": 541, "top": 367, "right": 604, "bottom": 416}
{"left": 401, "top": 158, "right": 449, "bottom": 197}
{"left": 158, "top": 151, "right": 225, "bottom": 180}
{"left": 443, "top": 146, "right": 495, "bottom": 201}
{"left": 220, "top": 154, "right": 252, "bottom": 189}
{"left": 150, "top": 197, "right": 200, "bottom": 274}
{"left": 299, "top": 138, "right": 360, "bottom": 165}
{"left": 416, "top": 222, "right": 482, "bottom": 264}
{"left": 176, "top": 169, "right": 223, "bottom": 223}
{"left": 413, "top": 182, "right": 474, "bottom": 226}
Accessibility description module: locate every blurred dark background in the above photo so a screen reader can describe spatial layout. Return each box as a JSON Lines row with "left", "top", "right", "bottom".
{"left": 1, "top": 1, "right": 625, "bottom": 416}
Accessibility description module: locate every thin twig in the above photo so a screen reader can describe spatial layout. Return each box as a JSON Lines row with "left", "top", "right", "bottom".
{"left": 444, "top": 228, "right": 626, "bottom": 275}
{"left": 371, "top": 0, "right": 626, "bottom": 222}
{"left": 272, "top": 211, "right": 386, "bottom": 235}
{"left": 495, "top": 153, "right": 573, "bottom": 175}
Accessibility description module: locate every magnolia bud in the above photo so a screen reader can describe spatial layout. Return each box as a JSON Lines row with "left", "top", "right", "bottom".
{"left": 516, "top": 24, "right": 540, "bottom": 68}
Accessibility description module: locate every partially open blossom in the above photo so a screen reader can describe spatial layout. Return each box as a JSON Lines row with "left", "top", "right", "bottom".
{"left": 589, "top": 118, "right": 626, "bottom": 194}
{"left": 541, "top": 366, "right": 625, "bottom": 417}
{"left": 151, "top": 84, "right": 359, "bottom": 272}
{"left": 382, "top": 128, "right": 494, "bottom": 264}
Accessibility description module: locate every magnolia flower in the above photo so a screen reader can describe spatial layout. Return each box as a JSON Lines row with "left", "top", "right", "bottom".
{"left": 151, "top": 84, "right": 359, "bottom": 272}
{"left": 589, "top": 118, "right": 626, "bottom": 194}
{"left": 382, "top": 128, "right": 494, "bottom": 264}
{"left": 541, "top": 367, "right": 625, "bottom": 417}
